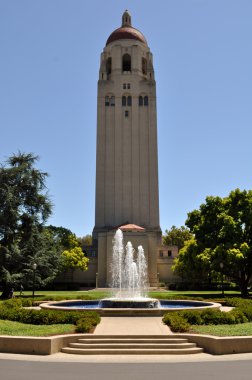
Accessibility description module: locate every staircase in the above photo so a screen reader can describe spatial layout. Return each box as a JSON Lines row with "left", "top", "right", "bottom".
{"left": 61, "top": 335, "right": 203, "bottom": 355}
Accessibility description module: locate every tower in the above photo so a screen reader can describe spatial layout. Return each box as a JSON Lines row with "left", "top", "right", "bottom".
{"left": 93, "top": 11, "right": 161, "bottom": 287}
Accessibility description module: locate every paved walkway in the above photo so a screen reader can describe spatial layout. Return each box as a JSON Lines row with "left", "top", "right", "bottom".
{"left": 94, "top": 316, "right": 171, "bottom": 335}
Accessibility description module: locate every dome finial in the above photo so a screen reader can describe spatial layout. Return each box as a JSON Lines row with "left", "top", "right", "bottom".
{"left": 122, "top": 9, "right": 131, "bottom": 27}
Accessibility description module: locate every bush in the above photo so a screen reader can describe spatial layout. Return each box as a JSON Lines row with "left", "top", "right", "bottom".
{"left": 75, "top": 318, "right": 93, "bottom": 333}
{"left": 0, "top": 300, "right": 100, "bottom": 327}
{"left": 162, "top": 313, "right": 190, "bottom": 332}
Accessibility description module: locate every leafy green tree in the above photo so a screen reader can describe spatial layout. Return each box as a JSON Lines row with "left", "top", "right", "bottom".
{"left": 61, "top": 234, "right": 89, "bottom": 271}
{"left": 45, "top": 226, "right": 89, "bottom": 273}
{"left": 0, "top": 152, "right": 55, "bottom": 298}
{"left": 163, "top": 226, "right": 193, "bottom": 250}
{"left": 78, "top": 234, "right": 92, "bottom": 247}
{"left": 175, "top": 189, "right": 252, "bottom": 296}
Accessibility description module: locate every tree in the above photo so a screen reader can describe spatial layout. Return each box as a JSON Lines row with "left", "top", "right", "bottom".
{"left": 0, "top": 152, "right": 55, "bottom": 298}
{"left": 61, "top": 233, "right": 89, "bottom": 271}
{"left": 175, "top": 189, "right": 252, "bottom": 296}
{"left": 163, "top": 226, "right": 193, "bottom": 250}
{"left": 46, "top": 226, "right": 89, "bottom": 270}
{"left": 78, "top": 234, "right": 92, "bottom": 247}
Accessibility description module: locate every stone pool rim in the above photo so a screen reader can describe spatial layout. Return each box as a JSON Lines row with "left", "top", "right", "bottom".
{"left": 40, "top": 299, "right": 222, "bottom": 316}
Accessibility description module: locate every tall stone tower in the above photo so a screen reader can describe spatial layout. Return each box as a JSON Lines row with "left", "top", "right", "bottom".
{"left": 93, "top": 10, "right": 161, "bottom": 287}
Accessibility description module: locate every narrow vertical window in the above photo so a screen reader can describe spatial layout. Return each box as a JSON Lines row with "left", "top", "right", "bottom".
{"left": 127, "top": 83, "right": 130, "bottom": 89}
{"left": 139, "top": 96, "right": 143, "bottom": 106}
{"left": 105, "top": 96, "right": 109, "bottom": 106}
{"left": 125, "top": 110, "right": 129, "bottom": 118}
{"left": 106, "top": 57, "right": 112, "bottom": 76}
{"left": 144, "top": 96, "right": 148, "bottom": 106}
{"left": 122, "top": 54, "right": 131, "bottom": 72}
{"left": 122, "top": 96, "right": 126, "bottom": 106}
{"left": 142, "top": 57, "right": 147, "bottom": 75}
{"left": 127, "top": 96, "right": 132, "bottom": 106}
{"left": 110, "top": 96, "right": 115, "bottom": 106}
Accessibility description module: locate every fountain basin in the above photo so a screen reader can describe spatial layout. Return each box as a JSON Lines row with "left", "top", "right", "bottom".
{"left": 40, "top": 299, "right": 221, "bottom": 316}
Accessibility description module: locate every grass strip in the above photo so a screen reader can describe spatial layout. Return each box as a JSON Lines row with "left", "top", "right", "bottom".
{"left": 0, "top": 319, "right": 75, "bottom": 336}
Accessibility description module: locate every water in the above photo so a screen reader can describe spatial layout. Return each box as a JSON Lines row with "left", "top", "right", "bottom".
{"left": 111, "top": 229, "right": 149, "bottom": 299}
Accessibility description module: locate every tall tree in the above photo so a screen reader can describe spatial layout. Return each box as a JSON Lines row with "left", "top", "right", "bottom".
{"left": 174, "top": 189, "right": 252, "bottom": 296}
{"left": 0, "top": 152, "right": 53, "bottom": 298}
{"left": 163, "top": 226, "right": 193, "bottom": 250}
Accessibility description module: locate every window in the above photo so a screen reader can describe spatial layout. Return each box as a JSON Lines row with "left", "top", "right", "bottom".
{"left": 123, "top": 83, "right": 127, "bottom": 89}
{"left": 122, "top": 54, "right": 131, "bottom": 72}
{"left": 142, "top": 57, "right": 147, "bottom": 75}
{"left": 127, "top": 96, "right": 132, "bottom": 106}
{"left": 110, "top": 96, "right": 115, "bottom": 106}
{"left": 105, "top": 96, "right": 109, "bottom": 106}
{"left": 106, "top": 57, "right": 112, "bottom": 76}
{"left": 127, "top": 83, "right": 130, "bottom": 89}
{"left": 144, "top": 96, "right": 148, "bottom": 106}
{"left": 125, "top": 110, "right": 129, "bottom": 118}
{"left": 122, "top": 96, "right": 126, "bottom": 106}
{"left": 168, "top": 250, "right": 172, "bottom": 257}
{"left": 159, "top": 250, "right": 163, "bottom": 257}
{"left": 139, "top": 96, "right": 143, "bottom": 106}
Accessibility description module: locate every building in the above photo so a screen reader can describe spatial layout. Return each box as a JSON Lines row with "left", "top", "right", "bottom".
{"left": 55, "top": 11, "right": 180, "bottom": 289}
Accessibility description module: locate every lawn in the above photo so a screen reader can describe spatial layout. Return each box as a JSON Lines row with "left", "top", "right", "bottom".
{"left": 11, "top": 289, "right": 243, "bottom": 301}
{"left": 190, "top": 323, "right": 252, "bottom": 336}
{"left": 0, "top": 320, "right": 75, "bottom": 336}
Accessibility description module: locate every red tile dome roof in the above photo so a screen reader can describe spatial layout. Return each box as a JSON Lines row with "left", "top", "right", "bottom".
{"left": 106, "top": 26, "right": 147, "bottom": 46}
{"left": 106, "top": 10, "right": 147, "bottom": 46}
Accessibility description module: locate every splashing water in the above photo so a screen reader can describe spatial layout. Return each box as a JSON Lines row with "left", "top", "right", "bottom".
{"left": 111, "top": 229, "right": 149, "bottom": 299}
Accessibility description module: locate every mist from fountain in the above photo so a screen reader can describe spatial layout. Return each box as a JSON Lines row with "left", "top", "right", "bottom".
{"left": 111, "top": 229, "right": 149, "bottom": 299}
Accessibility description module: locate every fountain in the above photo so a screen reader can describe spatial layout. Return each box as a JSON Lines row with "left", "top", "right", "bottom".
{"left": 100, "top": 229, "right": 159, "bottom": 308}
{"left": 41, "top": 229, "right": 221, "bottom": 314}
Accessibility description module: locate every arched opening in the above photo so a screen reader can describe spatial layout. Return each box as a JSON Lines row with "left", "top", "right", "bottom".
{"left": 142, "top": 58, "right": 147, "bottom": 75}
{"left": 122, "top": 96, "right": 126, "bottom": 106}
{"left": 106, "top": 57, "right": 112, "bottom": 76}
{"left": 122, "top": 54, "right": 131, "bottom": 72}
{"left": 144, "top": 96, "right": 148, "bottom": 106}
{"left": 139, "top": 96, "right": 143, "bottom": 106}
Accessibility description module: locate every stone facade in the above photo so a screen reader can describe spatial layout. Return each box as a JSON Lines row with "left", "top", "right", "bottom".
{"left": 55, "top": 11, "right": 179, "bottom": 289}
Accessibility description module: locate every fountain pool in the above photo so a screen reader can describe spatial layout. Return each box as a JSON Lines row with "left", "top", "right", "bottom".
{"left": 41, "top": 229, "right": 221, "bottom": 315}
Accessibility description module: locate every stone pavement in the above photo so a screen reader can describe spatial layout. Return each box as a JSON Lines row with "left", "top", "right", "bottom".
{"left": 94, "top": 316, "right": 171, "bottom": 335}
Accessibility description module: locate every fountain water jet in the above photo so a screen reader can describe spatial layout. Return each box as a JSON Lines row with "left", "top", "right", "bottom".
{"left": 110, "top": 229, "right": 149, "bottom": 299}
{"left": 101, "top": 229, "right": 160, "bottom": 308}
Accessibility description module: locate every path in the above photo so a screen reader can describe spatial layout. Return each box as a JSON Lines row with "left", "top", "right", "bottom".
{"left": 94, "top": 316, "right": 171, "bottom": 335}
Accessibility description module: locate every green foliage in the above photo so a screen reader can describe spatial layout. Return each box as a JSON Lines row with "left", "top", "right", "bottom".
{"left": 163, "top": 226, "right": 193, "bottom": 250}
{"left": 0, "top": 152, "right": 62, "bottom": 297}
{"left": 163, "top": 300, "right": 252, "bottom": 332}
{"left": 0, "top": 300, "right": 100, "bottom": 327}
{"left": 175, "top": 189, "right": 252, "bottom": 296}
{"left": 162, "top": 313, "right": 190, "bottom": 332}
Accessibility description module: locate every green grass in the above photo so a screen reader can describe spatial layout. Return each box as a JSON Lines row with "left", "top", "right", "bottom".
{"left": 11, "top": 289, "right": 243, "bottom": 301}
{"left": 0, "top": 319, "right": 75, "bottom": 336}
{"left": 190, "top": 323, "right": 252, "bottom": 336}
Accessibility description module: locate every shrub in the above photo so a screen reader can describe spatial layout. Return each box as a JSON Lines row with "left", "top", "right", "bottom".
{"left": 0, "top": 301, "right": 100, "bottom": 328}
{"left": 75, "top": 318, "right": 93, "bottom": 333}
{"left": 162, "top": 313, "right": 190, "bottom": 332}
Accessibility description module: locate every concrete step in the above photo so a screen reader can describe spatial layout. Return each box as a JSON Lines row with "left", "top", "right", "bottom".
{"left": 61, "top": 347, "right": 204, "bottom": 355}
{"left": 69, "top": 342, "right": 197, "bottom": 349}
{"left": 79, "top": 335, "right": 180, "bottom": 339}
{"left": 78, "top": 338, "right": 189, "bottom": 344}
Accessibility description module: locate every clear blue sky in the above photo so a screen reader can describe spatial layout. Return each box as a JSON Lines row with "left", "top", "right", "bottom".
{"left": 1, "top": 0, "right": 252, "bottom": 237}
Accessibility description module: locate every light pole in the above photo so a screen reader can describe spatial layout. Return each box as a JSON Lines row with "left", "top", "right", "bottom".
{"left": 220, "top": 262, "right": 224, "bottom": 297}
{"left": 32, "top": 263, "right": 37, "bottom": 298}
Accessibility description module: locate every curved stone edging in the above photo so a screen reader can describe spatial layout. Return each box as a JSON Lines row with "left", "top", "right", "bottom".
{"left": 1, "top": 333, "right": 252, "bottom": 356}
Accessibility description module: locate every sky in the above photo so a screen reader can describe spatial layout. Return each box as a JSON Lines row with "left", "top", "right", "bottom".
{"left": 0, "top": 0, "right": 252, "bottom": 237}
